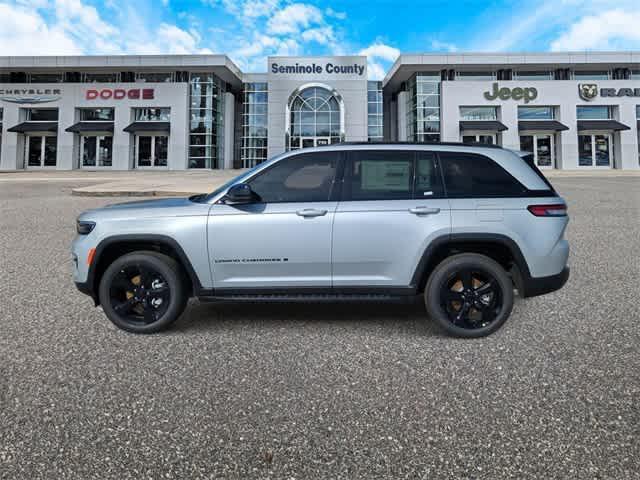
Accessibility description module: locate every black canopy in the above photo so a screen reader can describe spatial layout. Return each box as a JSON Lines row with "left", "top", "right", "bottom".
{"left": 7, "top": 121, "right": 58, "bottom": 133}
{"left": 518, "top": 120, "right": 569, "bottom": 131}
{"left": 577, "top": 120, "right": 630, "bottom": 131}
{"left": 123, "top": 121, "right": 170, "bottom": 133}
{"left": 459, "top": 121, "right": 508, "bottom": 132}
{"left": 66, "top": 121, "right": 114, "bottom": 133}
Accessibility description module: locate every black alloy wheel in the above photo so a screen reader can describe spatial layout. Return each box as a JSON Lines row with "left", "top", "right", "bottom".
{"left": 425, "top": 253, "right": 514, "bottom": 338}
{"left": 98, "top": 251, "right": 188, "bottom": 333}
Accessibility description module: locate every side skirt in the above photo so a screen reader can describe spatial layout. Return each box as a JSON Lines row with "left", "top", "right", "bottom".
{"left": 197, "top": 286, "right": 418, "bottom": 303}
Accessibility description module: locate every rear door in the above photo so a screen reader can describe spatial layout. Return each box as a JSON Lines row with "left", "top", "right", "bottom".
{"left": 331, "top": 149, "right": 451, "bottom": 289}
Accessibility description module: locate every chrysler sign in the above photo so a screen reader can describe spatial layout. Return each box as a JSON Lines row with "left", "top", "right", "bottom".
{"left": 86, "top": 88, "right": 155, "bottom": 100}
{"left": 0, "top": 88, "right": 62, "bottom": 104}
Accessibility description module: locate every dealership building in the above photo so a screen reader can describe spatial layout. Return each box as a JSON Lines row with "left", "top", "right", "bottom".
{"left": 1, "top": 51, "right": 640, "bottom": 171}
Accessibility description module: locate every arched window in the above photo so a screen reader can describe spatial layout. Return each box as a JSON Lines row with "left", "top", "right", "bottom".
{"left": 287, "top": 85, "right": 343, "bottom": 150}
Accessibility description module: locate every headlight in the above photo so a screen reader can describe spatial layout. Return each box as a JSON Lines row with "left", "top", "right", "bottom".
{"left": 77, "top": 220, "right": 96, "bottom": 235}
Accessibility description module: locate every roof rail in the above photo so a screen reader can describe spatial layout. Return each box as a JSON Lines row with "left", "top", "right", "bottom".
{"left": 319, "top": 141, "right": 504, "bottom": 149}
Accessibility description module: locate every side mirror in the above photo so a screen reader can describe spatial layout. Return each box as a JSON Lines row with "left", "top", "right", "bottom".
{"left": 224, "top": 183, "right": 254, "bottom": 204}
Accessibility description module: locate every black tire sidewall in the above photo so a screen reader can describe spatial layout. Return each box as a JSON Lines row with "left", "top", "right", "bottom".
{"left": 425, "top": 254, "right": 514, "bottom": 338}
{"left": 98, "top": 251, "right": 187, "bottom": 334}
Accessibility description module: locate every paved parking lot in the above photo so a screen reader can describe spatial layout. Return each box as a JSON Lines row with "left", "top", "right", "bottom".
{"left": 0, "top": 177, "right": 638, "bottom": 479}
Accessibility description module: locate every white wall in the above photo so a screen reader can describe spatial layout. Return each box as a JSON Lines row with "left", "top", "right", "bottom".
{"left": 441, "top": 80, "right": 640, "bottom": 169}
{"left": 0, "top": 82, "right": 189, "bottom": 170}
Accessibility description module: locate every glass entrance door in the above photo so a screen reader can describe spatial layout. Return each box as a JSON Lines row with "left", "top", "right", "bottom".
{"left": 81, "top": 135, "right": 113, "bottom": 167}
{"left": 26, "top": 135, "right": 57, "bottom": 168}
{"left": 136, "top": 135, "right": 168, "bottom": 168}
{"left": 578, "top": 134, "right": 612, "bottom": 167}
{"left": 519, "top": 134, "right": 555, "bottom": 169}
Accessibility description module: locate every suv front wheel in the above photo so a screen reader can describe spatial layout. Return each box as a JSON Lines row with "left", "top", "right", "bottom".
{"left": 425, "top": 253, "right": 514, "bottom": 338}
{"left": 98, "top": 251, "right": 188, "bottom": 333}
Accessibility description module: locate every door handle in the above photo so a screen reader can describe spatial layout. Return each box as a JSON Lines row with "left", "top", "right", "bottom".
{"left": 409, "top": 206, "right": 440, "bottom": 215}
{"left": 296, "top": 208, "right": 328, "bottom": 218}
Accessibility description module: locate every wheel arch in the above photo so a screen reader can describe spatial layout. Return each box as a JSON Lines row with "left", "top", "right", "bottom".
{"left": 411, "top": 233, "right": 531, "bottom": 294}
{"left": 88, "top": 234, "right": 202, "bottom": 305}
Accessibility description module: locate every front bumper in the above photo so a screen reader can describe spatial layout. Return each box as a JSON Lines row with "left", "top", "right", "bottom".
{"left": 521, "top": 267, "right": 570, "bottom": 298}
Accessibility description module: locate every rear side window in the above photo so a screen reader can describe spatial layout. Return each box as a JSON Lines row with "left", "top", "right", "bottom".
{"left": 346, "top": 150, "right": 415, "bottom": 200}
{"left": 248, "top": 152, "right": 338, "bottom": 203}
{"left": 343, "top": 150, "right": 444, "bottom": 201}
{"left": 439, "top": 152, "right": 527, "bottom": 198}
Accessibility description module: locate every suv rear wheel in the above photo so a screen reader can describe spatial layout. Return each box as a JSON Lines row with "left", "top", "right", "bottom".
{"left": 424, "top": 253, "right": 514, "bottom": 338}
{"left": 98, "top": 251, "right": 188, "bottom": 333}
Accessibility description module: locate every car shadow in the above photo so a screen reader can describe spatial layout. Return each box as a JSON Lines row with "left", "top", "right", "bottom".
{"left": 171, "top": 297, "right": 443, "bottom": 337}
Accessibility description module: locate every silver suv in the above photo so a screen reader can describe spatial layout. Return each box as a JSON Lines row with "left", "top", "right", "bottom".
{"left": 72, "top": 143, "right": 569, "bottom": 337}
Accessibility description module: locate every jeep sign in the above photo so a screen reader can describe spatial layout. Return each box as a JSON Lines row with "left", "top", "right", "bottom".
{"left": 483, "top": 83, "right": 538, "bottom": 103}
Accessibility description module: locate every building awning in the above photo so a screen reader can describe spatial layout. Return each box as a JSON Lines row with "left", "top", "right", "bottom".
{"left": 66, "top": 121, "right": 114, "bottom": 133}
{"left": 459, "top": 121, "right": 508, "bottom": 132}
{"left": 577, "top": 120, "right": 630, "bottom": 131}
{"left": 123, "top": 121, "right": 170, "bottom": 133}
{"left": 518, "top": 120, "right": 569, "bottom": 132}
{"left": 7, "top": 121, "right": 58, "bottom": 133}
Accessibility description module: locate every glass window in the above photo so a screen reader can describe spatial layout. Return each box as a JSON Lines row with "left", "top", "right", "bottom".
{"left": 439, "top": 152, "right": 527, "bottom": 198}
{"left": 518, "top": 106, "right": 555, "bottom": 120}
{"left": 43, "top": 137, "right": 57, "bottom": 166}
{"left": 248, "top": 152, "right": 337, "bottom": 203}
{"left": 29, "top": 73, "right": 63, "bottom": 83}
{"left": 574, "top": 71, "right": 610, "bottom": 80}
{"left": 456, "top": 71, "right": 496, "bottom": 81}
{"left": 406, "top": 73, "right": 441, "bottom": 143}
{"left": 80, "top": 108, "right": 114, "bottom": 121}
{"left": 27, "top": 108, "right": 58, "bottom": 121}
{"left": 0, "top": 108, "right": 3, "bottom": 121}
{"left": 514, "top": 71, "right": 553, "bottom": 80}
{"left": 576, "top": 106, "right": 612, "bottom": 120}
{"left": 345, "top": 150, "right": 414, "bottom": 201}
{"left": 83, "top": 72, "right": 119, "bottom": 83}
{"left": 134, "top": 107, "right": 170, "bottom": 121}
{"left": 415, "top": 152, "right": 444, "bottom": 198}
{"left": 636, "top": 105, "right": 640, "bottom": 118}
{"left": 135, "top": 72, "right": 174, "bottom": 83}
{"left": 631, "top": 71, "right": 640, "bottom": 80}
{"left": 460, "top": 106, "right": 498, "bottom": 121}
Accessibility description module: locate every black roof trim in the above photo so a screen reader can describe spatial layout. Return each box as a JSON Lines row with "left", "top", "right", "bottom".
{"left": 321, "top": 141, "right": 503, "bottom": 149}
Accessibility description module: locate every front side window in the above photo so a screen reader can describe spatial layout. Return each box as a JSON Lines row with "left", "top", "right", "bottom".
{"left": 460, "top": 106, "right": 498, "bottom": 121}
{"left": 518, "top": 106, "right": 555, "bottom": 120}
{"left": 134, "top": 107, "right": 171, "bottom": 121}
{"left": 439, "top": 152, "right": 527, "bottom": 198}
{"left": 576, "top": 106, "right": 612, "bottom": 120}
{"left": 248, "top": 152, "right": 337, "bottom": 203}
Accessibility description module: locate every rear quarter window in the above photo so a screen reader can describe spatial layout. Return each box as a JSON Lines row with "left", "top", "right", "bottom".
{"left": 438, "top": 152, "right": 528, "bottom": 198}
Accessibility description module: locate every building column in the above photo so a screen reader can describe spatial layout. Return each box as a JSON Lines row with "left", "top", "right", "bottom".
{"left": 500, "top": 102, "right": 519, "bottom": 150}
{"left": 396, "top": 91, "right": 407, "bottom": 141}
{"left": 619, "top": 104, "right": 639, "bottom": 169}
{"left": 223, "top": 92, "right": 235, "bottom": 169}
{"left": 0, "top": 106, "right": 20, "bottom": 170}
{"left": 558, "top": 103, "right": 579, "bottom": 169}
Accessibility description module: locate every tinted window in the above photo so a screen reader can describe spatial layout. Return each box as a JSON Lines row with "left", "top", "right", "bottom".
{"left": 248, "top": 152, "right": 337, "bottom": 203}
{"left": 415, "top": 152, "right": 445, "bottom": 198}
{"left": 439, "top": 152, "right": 527, "bottom": 197}
{"left": 346, "top": 151, "right": 414, "bottom": 200}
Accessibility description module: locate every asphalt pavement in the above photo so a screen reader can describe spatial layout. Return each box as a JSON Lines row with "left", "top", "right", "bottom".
{"left": 0, "top": 177, "right": 638, "bottom": 479}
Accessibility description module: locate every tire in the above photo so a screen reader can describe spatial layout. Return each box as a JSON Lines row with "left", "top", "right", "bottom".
{"left": 98, "top": 251, "right": 188, "bottom": 334}
{"left": 424, "top": 253, "right": 514, "bottom": 338}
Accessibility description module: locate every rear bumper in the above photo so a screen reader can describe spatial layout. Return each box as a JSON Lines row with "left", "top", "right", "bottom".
{"left": 521, "top": 267, "right": 569, "bottom": 298}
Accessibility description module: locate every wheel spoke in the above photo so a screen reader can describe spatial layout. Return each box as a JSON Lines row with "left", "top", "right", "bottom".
{"left": 475, "top": 280, "right": 495, "bottom": 295}
{"left": 454, "top": 302, "right": 471, "bottom": 323}
{"left": 112, "top": 275, "right": 135, "bottom": 291}
{"left": 460, "top": 270, "right": 473, "bottom": 289}
{"left": 114, "top": 297, "right": 137, "bottom": 314}
{"left": 443, "top": 290, "right": 464, "bottom": 302}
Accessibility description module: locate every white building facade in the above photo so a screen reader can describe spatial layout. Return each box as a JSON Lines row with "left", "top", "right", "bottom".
{"left": 1, "top": 52, "right": 639, "bottom": 171}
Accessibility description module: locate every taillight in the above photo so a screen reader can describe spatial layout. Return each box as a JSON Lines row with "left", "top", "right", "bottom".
{"left": 527, "top": 204, "right": 568, "bottom": 217}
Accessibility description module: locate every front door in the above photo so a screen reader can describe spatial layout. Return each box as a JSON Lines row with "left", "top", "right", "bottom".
{"left": 578, "top": 133, "right": 612, "bottom": 167}
{"left": 519, "top": 133, "right": 555, "bottom": 169}
{"left": 136, "top": 135, "right": 168, "bottom": 168}
{"left": 332, "top": 150, "right": 451, "bottom": 288}
{"left": 26, "top": 135, "right": 57, "bottom": 168}
{"left": 208, "top": 150, "right": 340, "bottom": 290}
{"left": 81, "top": 135, "right": 113, "bottom": 168}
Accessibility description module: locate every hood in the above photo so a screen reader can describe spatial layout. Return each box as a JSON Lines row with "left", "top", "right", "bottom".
{"left": 79, "top": 196, "right": 211, "bottom": 221}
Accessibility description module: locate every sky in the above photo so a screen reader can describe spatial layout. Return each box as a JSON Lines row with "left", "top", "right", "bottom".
{"left": 1, "top": 0, "right": 640, "bottom": 79}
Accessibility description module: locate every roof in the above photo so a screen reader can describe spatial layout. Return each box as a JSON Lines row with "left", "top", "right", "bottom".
{"left": 383, "top": 51, "right": 640, "bottom": 91}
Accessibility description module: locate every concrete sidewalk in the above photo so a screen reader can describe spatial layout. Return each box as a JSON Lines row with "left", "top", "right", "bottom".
{"left": 1, "top": 168, "right": 638, "bottom": 196}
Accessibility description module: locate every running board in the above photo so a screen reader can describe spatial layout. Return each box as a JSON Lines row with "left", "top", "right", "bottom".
{"left": 198, "top": 293, "right": 415, "bottom": 303}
